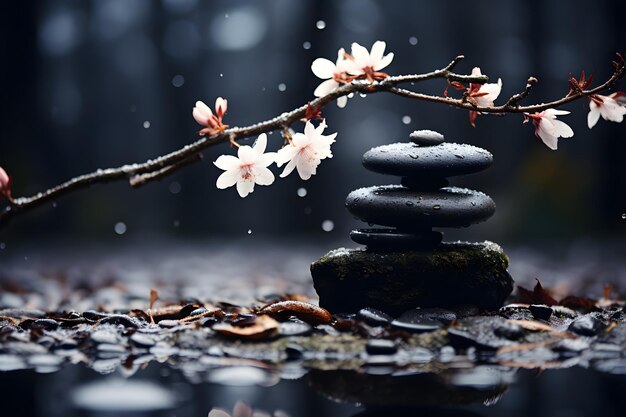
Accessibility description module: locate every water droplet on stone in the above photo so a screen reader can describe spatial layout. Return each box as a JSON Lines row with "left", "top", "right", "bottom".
{"left": 405, "top": 201, "right": 414, "bottom": 206}
{"left": 114, "top": 222, "right": 127, "bottom": 235}
{"left": 316, "top": 20, "right": 326, "bottom": 30}
{"left": 409, "top": 36, "right": 418, "bottom": 46}
{"left": 433, "top": 205, "right": 441, "bottom": 210}
{"left": 402, "top": 115, "right": 412, "bottom": 125}
{"left": 297, "top": 187, "right": 307, "bottom": 197}
{"left": 455, "top": 154, "right": 465, "bottom": 159}
{"left": 303, "top": 41, "right": 311, "bottom": 50}
{"left": 471, "top": 201, "right": 476, "bottom": 206}
{"left": 322, "top": 220, "right": 334, "bottom": 232}
{"left": 409, "top": 154, "right": 419, "bottom": 159}
{"left": 171, "top": 74, "right": 184, "bottom": 87}
{"left": 143, "top": 121, "right": 151, "bottom": 129}
{"left": 278, "top": 83, "right": 287, "bottom": 92}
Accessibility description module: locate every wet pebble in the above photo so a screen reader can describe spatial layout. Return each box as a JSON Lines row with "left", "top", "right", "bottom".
{"left": 285, "top": 344, "right": 305, "bottom": 361}
{"left": 568, "top": 315, "right": 605, "bottom": 336}
{"left": 498, "top": 304, "right": 533, "bottom": 320}
{"left": 34, "top": 319, "right": 59, "bottom": 331}
{"left": 190, "top": 307, "right": 208, "bottom": 316}
{"left": 37, "top": 336, "right": 56, "bottom": 348}
{"left": 357, "top": 308, "right": 393, "bottom": 326}
{"left": 552, "top": 306, "right": 578, "bottom": 319}
{"left": 91, "top": 330, "right": 120, "bottom": 345}
{"left": 279, "top": 320, "right": 312, "bottom": 336}
{"left": 493, "top": 321, "right": 525, "bottom": 340}
{"left": 529, "top": 304, "right": 553, "bottom": 321}
{"left": 83, "top": 310, "right": 110, "bottom": 321}
{"left": 391, "top": 319, "right": 441, "bottom": 333}
{"left": 56, "top": 339, "right": 78, "bottom": 350}
{"left": 97, "top": 343, "right": 127, "bottom": 354}
{"left": 98, "top": 315, "right": 140, "bottom": 328}
{"left": 158, "top": 320, "right": 179, "bottom": 328}
{"left": 397, "top": 308, "right": 457, "bottom": 325}
{"left": 366, "top": 339, "right": 397, "bottom": 355}
{"left": 130, "top": 333, "right": 156, "bottom": 348}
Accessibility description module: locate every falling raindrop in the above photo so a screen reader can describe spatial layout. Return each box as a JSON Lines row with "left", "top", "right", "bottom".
{"left": 622, "top": 213, "right": 626, "bottom": 220}
{"left": 0, "top": 242, "right": 5, "bottom": 250}
{"left": 225, "top": 13, "right": 229, "bottom": 18}
{"left": 321, "top": 220, "right": 334, "bottom": 232}
{"left": 278, "top": 83, "right": 287, "bottom": 92}
{"left": 171, "top": 74, "right": 185, "bottom": 87}
{"left": 247, "top": 229, "right": 252, "bottom": 235}
{"left": 359, "top": 93, "right": 367, "bottom": 98}
{"left": 348, "top": 93, "right": 355, "bottom": 98}
{"left": 316, "top": 20, "right": 326, "bottom": 30}
{"left": 402, "top": 115, "right": 412, "bottom": 124}
{"left": 302, "top": 41, "right": 311, "bottom": 50}
{"left": 409, "top": 36, "right": 418, "bottom": 46}
{"left": 169, "top": 181, "right": 181, "bottom": 194}
{"left": 52, "top": 202, "right": 58, "bottom": 208}
{"left": 143, "top": 121, "right": 151, "bottom": 129}
{"left": 297, "top": 187, "right": 307, "bottom": 197}
{"left": 173, "top": 220, "right": 180, "bottom": 227}
{"left": 433, "top": 205, "right": 441, "bottom": 210}
{"left": 114, "top": 222, "right": 127, "bottom": 235}
{"left": 219, "top": 73, "right": 224, "bottom": 77}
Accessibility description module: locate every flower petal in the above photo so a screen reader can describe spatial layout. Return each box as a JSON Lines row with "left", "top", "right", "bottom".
{"left": 236, "top": 179, "right": 255, "bottom": 198}
{"left": 214, "top": 154, "right": 240, "bottom": 171}
{"left": 238, "top": 145, "right": 256, "bottom": 164}
{"left": 216, "top": 169, "right": 239, "bottom": 189}
{"left": 215, "top": 97, "right": 227, "bottom": 117}
{"left": 587, "top": 105, "right": 601, "bottom": 129}
{"left": 275, "top": 145, "right": 298, "bottom": 167}
{"left": 279, "top": 156, "right": 298, "bottom": 178}
{"left": 253, "top": 133, "right": 268, "bottom": 155}
{"left": 253, "top": 166, "right": 275, "bottom": 185}
{"left": 350, "top": 42, "right": 369, "bottom": 67}
{"left": 195, "top": 101, "right": 212, "bottom": 117}
{"left": 193, "top": 108, "right": 209, "bottom": 126}
{"left": 551, "top": 119, "right": 574, "bottom": 138}
{"left": 536, "top": 128, "right": 559, "bottom": 150}
{"left": 311, "top": 58, "right": 336, "bottom": 79}
{"left": 313, "top": 79, "right": 339, "bottom": 97}
{"left": 543, "top": 109, "right": 570, "bottom": 118}
{"left": 374, "top": 52, "right": 394, "bottom": 71}
{"left": 296, "top": 157, "right": 317, "bottom": 180}
{"left": 369, "top": 41, "right": 386, "bottom": 66}
{"left": 209, "top": 409, "right": 232, "bottom": 417}
{"left": 304, "top": 120, "right": 316, "bottom": 138}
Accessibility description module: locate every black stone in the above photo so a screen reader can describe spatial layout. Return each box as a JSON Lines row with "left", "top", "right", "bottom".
{"left": 397, "top": 308, "right": 457, "bottom": 325}
{"left": 350, "top": 228, "right": 442, "bottom": 250}
{"left": 493, "top": 321, "right": 525, "bottom": 340}
{"left": 401, "top": 176, "right": 449, "bottom": 191}
{"left": 568, "top": 315, "right": 606, "bottom": 336}
{"left": 33, "top": 319, "right": 59, "bottom": 331}
{"left": 357, "top": 308, "right": 393, "bottom": 326}
{"left": 362, "top": 142, "right": 492, "bottom": 178}
{"left": 529, "top": 304, "right": 553, "bottom": 321}
{"left": 366, "top": 339, "right": 398, "bottom": 355}
{"left": 130, "top": 333, "right": 156, "bottom": 348}
{"left": 312, "top": 242, "right": 512, "bottom": 315}
{"left": 409, "top": 129, "right": 445, "bottom": 146}
{"left": 98, "top": 315, "right": 140, "bottom": 328}
{"left": 345, "top": 186, "right": 495, "bottom": 229}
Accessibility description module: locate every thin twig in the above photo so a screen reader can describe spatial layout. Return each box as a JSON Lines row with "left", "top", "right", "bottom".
{"left": 1, "top": 54, "right": 624, "bottom": 227}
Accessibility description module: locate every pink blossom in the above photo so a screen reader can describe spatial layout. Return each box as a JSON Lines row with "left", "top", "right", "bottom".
{"left": 467, "top": 67, "right": 502, "bottom": 127}
{"left": 275, "top": 120, "right": 336, "bottom": 180}
{"left": 311, "top": 48, "right": 351, "bottom": 108}
{"left": 193, "top": 98, "right": 229, "bottom": 136}
{"left": 214, "top": 133, "right": 276, "bottom": 198}
{"left": 0, "top": 166, "right": 11, "bottom": 201}
{"left": 525, "top": 109, "right": 574, "bottom": 150}
{"left": 587, "top": 92, "right": 626, "bottom": 128}
{"left": 344, "top": 41, "right": 394, "bottom": 82}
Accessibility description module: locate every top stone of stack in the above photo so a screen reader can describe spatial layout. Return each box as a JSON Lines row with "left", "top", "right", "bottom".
{"left": 362, "top": 130, "right": 493, "bottom": 178}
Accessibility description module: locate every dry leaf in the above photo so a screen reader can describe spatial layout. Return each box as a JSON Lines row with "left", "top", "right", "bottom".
{"left": 507, "top": 319, "right": 554, "bottom": 332}
{"left": 516, "top": 279, "right": 557, "bottom": 306}
{"left": 258, "top": 301, "right": 332, "bottom": 325}
{"left": 213, "top": 315, "right": 279, "bottom": 340}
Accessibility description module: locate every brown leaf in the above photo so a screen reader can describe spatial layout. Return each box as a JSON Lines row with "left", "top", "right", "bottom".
{"left": 516, "top": 279, "right": 558, "bottom": 306}
{"left": 559, "top": 295, "right": 597, "bottom": 312}
{"left": 507, "top": 319, "right": 554, "bottom": 332}
{"left": 213, "top": 315, "right": 279, "bottom": 340}
{"left": 258, "top": 301, "right": 332, "bottom": 325}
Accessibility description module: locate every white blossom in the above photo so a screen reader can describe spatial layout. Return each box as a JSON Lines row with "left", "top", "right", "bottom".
{"left": 193, "top": 98, "right": 228, "bottom": 136}
{"left": 344, "top": 41, "right": 394, "bottom": 80}
{"left": 587, "top": 92, "right": 626, "bottom": 128}
{"left": 311, "top": 48, "right": 350, "bottom": 108}
{"left": 469, "top": 67, "right": 502, "bottom": 107}
{"left": 528, "top": 109, "right": 574, "bottom": 150}
{"left": 214, "top": 133, "right": 276, "bottom": 198}
{"left": 275, "top": 120, "right": 337, "bottom": 180}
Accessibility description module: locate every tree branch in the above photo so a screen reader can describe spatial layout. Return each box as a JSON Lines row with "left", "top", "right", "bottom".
{"left": 1, "top": 54, "right": 624, "bottom": 227}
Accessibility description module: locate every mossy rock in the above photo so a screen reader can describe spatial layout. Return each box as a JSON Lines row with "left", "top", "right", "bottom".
{"left": 311, "top": 241, "right": 513, "bottom": 315}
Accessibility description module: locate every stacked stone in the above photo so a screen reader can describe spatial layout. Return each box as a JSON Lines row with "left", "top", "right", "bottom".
{"left": 311, "top": 130, "right": 513, "bottom": 315}
{"left": 346, "top": 130, "right": 495, "bottom": 250}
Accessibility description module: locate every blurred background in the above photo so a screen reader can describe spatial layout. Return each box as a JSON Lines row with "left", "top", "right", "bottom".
{"left": 0, "top": 0, "right": 625, "bottom": 246}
